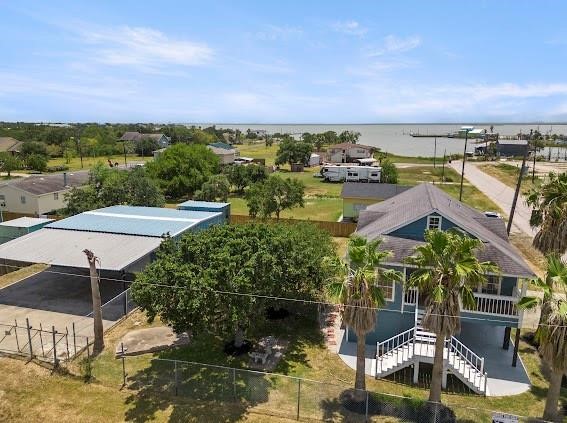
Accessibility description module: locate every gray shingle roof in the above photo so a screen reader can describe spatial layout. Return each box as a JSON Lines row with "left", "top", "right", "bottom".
{"left": 3, "top": 171, "right": 90, "bottom": 195}
{"left": 357, "top": 183, "right": 534, "bottom": 277}
{"left": 341, "top": 182, "right": 411, "bottom": 200}
{"left": 0, "top": 137, "right": 23, "bottom": 152}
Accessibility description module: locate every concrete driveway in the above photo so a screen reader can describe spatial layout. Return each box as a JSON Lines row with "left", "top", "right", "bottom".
{"left": 0, "top": 266, "right": 131, "bottom": 358}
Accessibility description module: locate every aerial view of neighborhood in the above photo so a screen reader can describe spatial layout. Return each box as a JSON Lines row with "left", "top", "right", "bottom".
{"left": 0, "top": 1, "right": 566, "bottom": 422}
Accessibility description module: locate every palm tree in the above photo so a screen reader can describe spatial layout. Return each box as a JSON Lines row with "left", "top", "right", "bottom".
{"left": 518, "top": 255, "right": 567, "bottom": 422}
{"left": 525, "top": 172, "right": 567, "bottom": 254}
{"left": 405, "top": 230, "right": 497, "bottom": 403}
{"left": 326, "top": 236, "right": 402, "bottom": 401}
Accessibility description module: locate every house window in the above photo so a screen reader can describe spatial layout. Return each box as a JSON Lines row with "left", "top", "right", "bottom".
{"left": 0, "top": 195, "right": 4, "bottom": 201}
{"left": 20, "top": 196, "right": 26, "bottom": 204}
{"left": 54, "top": 193, "right": 59, "bottom": 200}
{"left": 376, "top": 273, "right": 395, "bottom": 301}
{"left": 427, "top": 215, "right": 442, "bottom": 230}
{"left": 480, "top": 275, "right": 500, "bottom": 295}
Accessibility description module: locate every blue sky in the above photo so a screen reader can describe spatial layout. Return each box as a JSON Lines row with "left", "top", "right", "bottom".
{"left": 1, "top": 0, "right": 567, "bottom": 123}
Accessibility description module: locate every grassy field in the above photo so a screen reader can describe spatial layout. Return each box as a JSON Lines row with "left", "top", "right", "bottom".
{"left": 1, "top": 308, "right": 564, "bottom": 422}
{"left": 47, "top": 154, "right": 152, "bottom": 171}
{"left": 0, "top": 264, "right": 48, "bottom": 289}
{"left": 477, "top": 163, "right": 541, "bottom": 192}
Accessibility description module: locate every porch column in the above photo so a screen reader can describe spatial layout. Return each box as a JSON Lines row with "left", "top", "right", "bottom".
{"left": 413, "top": 362, "right": 419, "bottom": 384}
{"left": 502, "top": 327, "right": 511, "bottom": 350}
{"left": 512, "top": 328, "right": 521, "bottom": 367}
{"left": 441, "top": 366, "right": 448, "bottom": 389}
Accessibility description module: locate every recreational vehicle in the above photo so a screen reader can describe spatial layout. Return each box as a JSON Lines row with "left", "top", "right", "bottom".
{"left": 320, "top": 165, "right": 381, "bottom": 182}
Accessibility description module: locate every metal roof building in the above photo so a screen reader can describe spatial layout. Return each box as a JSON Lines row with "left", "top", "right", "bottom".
{"left": 47, "top": 205, "right": 224, "bottom": 237}
{"left": 0, "top": 205, "right": 226, "bottom": 271}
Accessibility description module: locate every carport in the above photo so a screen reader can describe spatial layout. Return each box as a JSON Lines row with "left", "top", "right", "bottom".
{"left": 0, "top": 228, "right": 162, "bottom": 356}
{"left": 0, "top": 205, "right": 225, "bottom": 359}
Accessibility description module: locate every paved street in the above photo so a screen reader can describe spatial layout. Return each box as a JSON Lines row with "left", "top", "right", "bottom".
{"left": 449, "top": 160, "right": 537, "bottom": 237}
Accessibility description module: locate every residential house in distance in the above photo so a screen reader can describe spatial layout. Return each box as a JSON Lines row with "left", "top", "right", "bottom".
{"left": 326, "top": 142, "right": 375, "bottom": 163}
{"left": 0, "top": 171, "right": 89, "bottom": 216}
{"left": 348, "top": 183, "right": 534, "bottom": 396}
{"left": 0, "top": 137, "right": 24, "bottom": 155}
{"left": 207, "top": 142, "right": 239, "bottom": 164}
{"left": 496, "top": 139, "right": 528, "bottom": 157}
{"left": 119, "top": 132, "right": 170, "bottom": 148}
{"left": 340, "top": 182, "right": 411, "bottom": 221}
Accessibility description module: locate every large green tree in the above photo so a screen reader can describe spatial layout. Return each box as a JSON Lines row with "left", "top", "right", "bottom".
{"left": 224, "top": 163, "right": 267, "bottom": 194}
{"left": 194, "top": 174, "right": 230, "bottom": 202}
{"left": 405, "top": 230, "right": 497, "bottom": 403}
{"left": 326, "top": 236, "right": 402, "bottom": 400}
{"left": 380, "top": 159, "right": 398, "bottom": 184}
{"left": 518, "top": 255, "right": 567, "bottom": 422}
{"left": 146, "top": 143, "right": 220, "bottom": 199}
{"left": 132, "top": 222, "right": 337, "bottom": 347}
{"left": 0, "top": 153, "right": 22, "bottom": 177}
{"left": 64, "top": 164, "right": 164, "bottom": 215}
{"left": 339, "top": 130, "right": 361, "bottom": 144}
{"left": 526, "top": 172, "right": 567, "bottom": 254}
{"left": 245, "top": 175, "right": 304, "bottom": 219}
{"left": 275, "top": 138, "right": 313, "bottom": 167}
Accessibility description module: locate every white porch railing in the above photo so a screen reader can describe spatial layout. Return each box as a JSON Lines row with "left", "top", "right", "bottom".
{"left": 446, "top": 336, "right": 488, "bottom": 393}
{"left": 403, "top": 288, "right": 418, "bottom": 306}
{"left": 464, "top": 292, "right": 519, "bottom": 317}
{"left": 376, "top": 327, "right": 415, "bottom": 374}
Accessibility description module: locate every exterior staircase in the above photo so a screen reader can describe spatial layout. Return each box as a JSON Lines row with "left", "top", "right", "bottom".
{"left": 375, "top": 308, "right": 488, "bottom": 395}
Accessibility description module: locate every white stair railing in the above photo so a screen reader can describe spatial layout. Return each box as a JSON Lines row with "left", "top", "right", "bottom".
{"left": 446, "top": 336, "right": 488, "bottom": 393}
{"left": 376, "top": 327, "right": 415, "bottom": 374}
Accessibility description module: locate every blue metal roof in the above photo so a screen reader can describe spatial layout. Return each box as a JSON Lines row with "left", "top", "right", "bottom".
{"left": 177, "top": 200, "right": 230, "bottom": 209}
{"left": 46, "top": 205, "right": 221, "bottom": 237}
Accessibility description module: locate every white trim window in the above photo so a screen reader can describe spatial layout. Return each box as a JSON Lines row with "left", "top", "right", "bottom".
{"left": 376, "top": 273, "right": 395, "bottom": 301}
{"left": 427, "top": 215, "right": 442, "bottom": 230}
{"left": 479, "top": 274, "right": 501, "bottom": 295}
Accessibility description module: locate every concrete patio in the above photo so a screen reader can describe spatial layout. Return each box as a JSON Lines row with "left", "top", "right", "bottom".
{"left": 335, "top": 322, "right": 531, "bottom": 397}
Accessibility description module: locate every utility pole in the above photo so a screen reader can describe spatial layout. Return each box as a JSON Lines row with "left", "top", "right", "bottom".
{"left": 433, "top": 137, "right": 437, "bottom": 168}
{"left": 441, "top": 149, "right": 446, "bottom": 184}
{"left": 507, "top": 143, "right": 529, "bottom": 235}
{"left": 459, "top": 126, "right": 473, "bottom": 201}
{"left": 84, "top": 249, "right": 104, "bottom": 355}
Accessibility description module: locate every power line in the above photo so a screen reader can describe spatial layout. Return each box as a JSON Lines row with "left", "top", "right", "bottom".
{"left": 2, "top": 262, "right": 566, "bottom": 328}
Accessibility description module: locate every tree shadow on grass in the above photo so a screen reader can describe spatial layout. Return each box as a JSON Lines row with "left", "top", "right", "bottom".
{"left": 123, "top": 304, "right": 323, "bottom": 422}
{"left": 124, "top": 357, "right": 274, "bottom": 422}
{"left": 320, "top": 390, "right": 458, "bottom": 423}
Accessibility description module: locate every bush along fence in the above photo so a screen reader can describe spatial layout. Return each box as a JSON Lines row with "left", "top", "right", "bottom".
{"left": 116, "top": 354, "right": 539, "bottom": 423}
{"left": 229, "top": 214, "right": 357, "bottom": 238}
{"left": 0, "top": 319, "right": 91, "bottom": 365}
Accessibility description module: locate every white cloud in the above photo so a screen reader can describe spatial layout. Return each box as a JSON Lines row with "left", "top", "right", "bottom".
{"left": 81, "top": 26, "right": 213, "bottom": 69}
{"left": 254, "top": 25, "right": 303, "bottom": 41}
{"left": 348, "top": 59, "right": 418, "bottom": 76}
{"left": 366, "top": 35, "right": 421, "bottom": 57}
{"left": 331, "top": 20, "right": 367, "bottom": 37}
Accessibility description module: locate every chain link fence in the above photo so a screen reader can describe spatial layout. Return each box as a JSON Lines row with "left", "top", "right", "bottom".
{"left": 118, "top": 354, "right": 546, "bottom": 422}
{"left": 0, "top": 319, "right": 91, "bottom": 365}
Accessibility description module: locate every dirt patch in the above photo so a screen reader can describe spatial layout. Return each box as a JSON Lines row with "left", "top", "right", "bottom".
{"left": 115, "top": 326, "right": 190, "bottom": 357}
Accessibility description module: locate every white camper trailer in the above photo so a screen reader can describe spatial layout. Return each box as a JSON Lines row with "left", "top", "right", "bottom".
{"left": 320, "top": 165, "right": 381, "bottom": 182}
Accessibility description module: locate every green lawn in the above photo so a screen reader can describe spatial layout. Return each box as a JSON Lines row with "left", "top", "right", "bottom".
{"left": 47, "top": 154, "right": 153, "bottom": 171}
{"left": 477, "top": 163, "right": 541, "bottom": 192}
{"left": 1, "top": 307, "right": 561, "bottom": 422}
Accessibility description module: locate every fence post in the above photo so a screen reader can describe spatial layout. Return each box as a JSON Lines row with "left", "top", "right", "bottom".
{"left": 39, "top": 323, "right": 45, "bottom": 356}
{"left": 174, "top": 360, "right": 178, "bottom": 396}
{"left": 72, "top": 322, "right": 77, "bottom": 356}
{"left": 13, "top": 319, "right": 20, "bottom": 351}
{"left": 232, "top": 367, "right": 237, "bottom": 400}
{"left": 121, "top": 342, "right": 126, "bottom": 387}
{"left": 365, "top": 390, "right": 369, "bottom": 421}
{"left": 52, "top": 326, "right": 58, "bottom": 367}
{"left": 296, "top": 379, "right": 301, "bottom": 421}
{"left": 25, "top": 318, "right": 33, "bottom": 360}
{"left": 65, "top": 328, "right": 70, "bottom": 360}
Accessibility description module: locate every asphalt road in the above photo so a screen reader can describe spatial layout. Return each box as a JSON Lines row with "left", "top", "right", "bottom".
{"left": 449, "top": 160, "right": 537, "bottom": 237}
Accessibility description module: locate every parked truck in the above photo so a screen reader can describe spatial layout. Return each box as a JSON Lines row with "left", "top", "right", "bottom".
{"left": 320, "top": 165, "right": 381, "bottom": 182}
